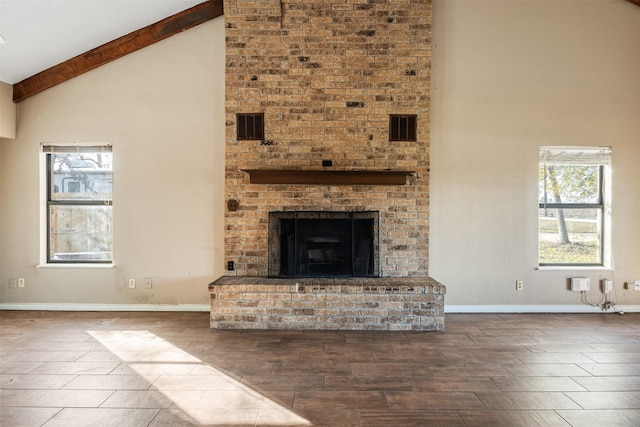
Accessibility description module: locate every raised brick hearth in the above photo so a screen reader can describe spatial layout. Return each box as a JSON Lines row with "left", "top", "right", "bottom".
{"left": 210, "top": 276, "right": 445, "bottom": 331}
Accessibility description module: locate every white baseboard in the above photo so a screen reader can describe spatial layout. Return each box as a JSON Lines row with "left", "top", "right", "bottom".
{"left": 2, "top": 303, "right": 637, "bottom": 314}
{"left": 445, "top": 305, "right": 640, "bottom": 313}
{"left": 0, "top": 303, "right": 210, "bottom": 312}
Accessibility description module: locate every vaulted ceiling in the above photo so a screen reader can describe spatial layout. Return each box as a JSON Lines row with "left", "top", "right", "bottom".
{"left": 0, "top": 0, "right": 207, "bottom": 85}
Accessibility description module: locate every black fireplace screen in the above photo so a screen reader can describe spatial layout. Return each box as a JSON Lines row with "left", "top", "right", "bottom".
{"left": 268, "top": 211, "right": 379, "bottom": 278}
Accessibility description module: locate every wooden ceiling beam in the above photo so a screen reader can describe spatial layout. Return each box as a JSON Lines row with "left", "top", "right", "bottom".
{"left": 13, "top": 0, "right": 223, "bottom": 103}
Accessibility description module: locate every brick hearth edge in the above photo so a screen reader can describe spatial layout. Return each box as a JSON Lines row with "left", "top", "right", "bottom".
{"left": 209, "top": 276, "right": 445, "bottom": 331}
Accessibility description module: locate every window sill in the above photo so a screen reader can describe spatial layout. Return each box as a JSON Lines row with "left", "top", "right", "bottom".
{"left": 536, "top": 266, "right": 612, "bottom": 271}
{"left": 37, "top": 263, "right": 115, "bottom": 269}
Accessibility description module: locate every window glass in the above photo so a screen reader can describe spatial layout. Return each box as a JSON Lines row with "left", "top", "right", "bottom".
{"left": 50, "top": 153, "right": 112, "bottom": 201}
{"left": 538, "top": 208, "right": 601, "bottom": 264}
{"left": 49, "top": 205, "right": 113, "bottom": 262}
{"left": 539, "top": 165, "right": 600, "bottom": 205}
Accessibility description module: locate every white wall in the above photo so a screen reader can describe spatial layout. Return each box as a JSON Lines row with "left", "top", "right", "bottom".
{"left": 431, "top": 0, "right": 640, "bottom": 309}
{"left": 0, "top": 18, "right": 226, "bottom": 306}
{"left": 2, "top": 3, "right": 638, "bottom": 311}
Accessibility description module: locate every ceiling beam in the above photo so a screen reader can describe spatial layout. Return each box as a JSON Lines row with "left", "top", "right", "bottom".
{"left": 13, "top": 0, "right": 223, "bottom": 103}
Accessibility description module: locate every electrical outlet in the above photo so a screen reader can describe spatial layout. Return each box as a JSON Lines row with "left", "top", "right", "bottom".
{"left": 601, "top": 279, "right": 612, "bottom": 294}
{"left": 144, "top": 277, "right": 152, "bottom": 289}
{"left": 17, "top": 278, "right": 25, "bottom": 288}
{"left": 516, "top": 280, "right": 523, "bottom": 291}
{"left": 635, "top": 280, "right": 640, "bottom": 291}
{"left": 128, "top": 279, "right": 136, "bottom": 289}
{"left": 624, "top": 281, "right": 640, "bottom": 290}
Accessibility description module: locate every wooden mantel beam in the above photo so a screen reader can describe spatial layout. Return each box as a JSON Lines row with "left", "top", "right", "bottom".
{"left": 628, "top": 0, "right": 640, "bottom": 6}
{"left": 242, "top": 169, "right": 416, "bottom": 186}
{"left": 13, "top": 0, "right": 223, "bottom": 103}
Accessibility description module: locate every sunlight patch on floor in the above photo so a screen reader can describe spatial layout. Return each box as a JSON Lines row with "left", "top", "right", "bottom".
{"left": 88, "top": 331, "right": 311, "bottom": 426}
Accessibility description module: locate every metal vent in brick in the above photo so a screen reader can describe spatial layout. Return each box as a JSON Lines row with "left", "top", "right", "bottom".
{"left": 237, "top": 113, "right": 264, "bottom": 140}
{"left": 390, "top": 114, "right": 417, "bottom": 141}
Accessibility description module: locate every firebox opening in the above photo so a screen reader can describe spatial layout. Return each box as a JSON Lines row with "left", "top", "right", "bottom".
{"left": 268, "top": 211, "right": 379, "bottom": 278}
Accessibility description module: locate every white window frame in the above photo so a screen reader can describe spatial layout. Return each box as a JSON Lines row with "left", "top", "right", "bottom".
{"left": 40, "top": 144, "right": 113, "bottom": 265}
{"left": 538, "top": 146, "right": 612, "bottom": 268}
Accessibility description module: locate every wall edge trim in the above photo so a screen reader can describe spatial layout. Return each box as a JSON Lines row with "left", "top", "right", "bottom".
{"left": 445, "top": 305, "right": 640, "bottom": 313}
{"left": 2, "top": 303, "right": 638, "bottom": 314}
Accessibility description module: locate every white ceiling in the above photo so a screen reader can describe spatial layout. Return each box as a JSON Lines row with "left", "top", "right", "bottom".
{"left": 0, "top": 0, "right": 205, "bottom": 84}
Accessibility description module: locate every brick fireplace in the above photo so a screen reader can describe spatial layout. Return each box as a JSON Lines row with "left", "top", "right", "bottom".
{"left": 210, "top": 0, "right": 445, "bottom": 330}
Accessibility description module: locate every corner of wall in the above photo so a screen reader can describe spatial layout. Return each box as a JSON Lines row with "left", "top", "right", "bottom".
{"left": 0, "top": 82, "right": 16, "bottom": 139}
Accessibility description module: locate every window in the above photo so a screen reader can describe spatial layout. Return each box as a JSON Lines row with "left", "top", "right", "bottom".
{"left": 389, "top": 114, "right": 417, "bottom": 141}
{"left": 538, "top": 146, "right": 611, "bottom": 266}
{"left": 44, "top": 145, "right": 113, "bottom": 263}
{"left": 236, "top": 113, "right": 264, "bottom": 140}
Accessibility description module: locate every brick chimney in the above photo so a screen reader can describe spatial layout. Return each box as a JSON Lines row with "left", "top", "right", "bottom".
{"left": 224, "top": 0, "right": 432, "bottom": 278}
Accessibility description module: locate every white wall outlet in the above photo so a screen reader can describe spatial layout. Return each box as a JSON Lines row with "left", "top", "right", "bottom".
{"left": 144, "top": 277, "right": 152, "bottom": 289}
{"left": 601, "top": 279, "right": 612, "bottom": 294}
{"left": 571, "top": 277, "right": 590, "bottom": 292}
{"left": 17, "top": 278, "right": 25, "bottom": 288}
{"left": 9, "top": 279, "right": 16, "bottom": 289}
{"left": 516, "top": 280, "right": 523, "bottom": 291}
{"left": 128, "top": 278, "right": 136, "bottom": 289}
{"left": 635, "top": 280, "right": 640, "bottom": 291}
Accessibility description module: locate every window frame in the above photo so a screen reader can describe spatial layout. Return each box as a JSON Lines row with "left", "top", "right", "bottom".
{"left": 44, "top": 146, "right": 113, "bottom": 264}
{"left": 538, "top": 147, "right": 611, "bottom": 267}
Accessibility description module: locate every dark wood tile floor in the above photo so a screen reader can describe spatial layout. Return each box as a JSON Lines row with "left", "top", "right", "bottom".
{"left": 1, "top": 311, "right": 639, "bottom": 426}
